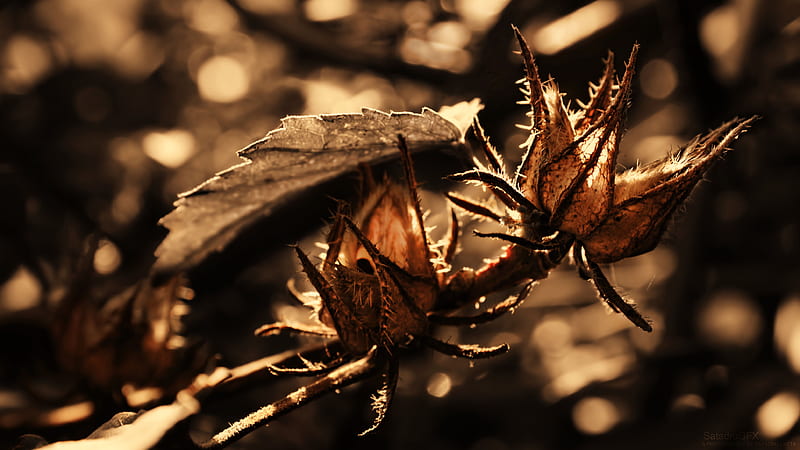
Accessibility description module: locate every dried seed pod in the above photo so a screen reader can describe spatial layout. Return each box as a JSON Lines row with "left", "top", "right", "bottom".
{"left": 54, "top": 272, "right": 206, "bottom": 405}
{"left": 218, "top": 136, "right": 524, "bottom": 445}
{"left": 582, "top": 118, "right": 754, "bottom": 262}
{"left": 445, "top": 25, "right": 757, "bottom": 332}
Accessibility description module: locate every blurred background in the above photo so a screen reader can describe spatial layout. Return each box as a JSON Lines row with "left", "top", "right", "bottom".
{"left": 0, "top": 0, "right": 798, "bottom": 448}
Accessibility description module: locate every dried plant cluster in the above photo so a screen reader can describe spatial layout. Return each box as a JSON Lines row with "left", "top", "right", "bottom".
{"left": 14, "top": 25, "right": 754, "bottom": 450}
{"left": 188, "top": 27, "right": 755, "bottom": 448}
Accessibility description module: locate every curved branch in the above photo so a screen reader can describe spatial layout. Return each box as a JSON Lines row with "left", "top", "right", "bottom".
{"left": 225, "top": 1, "right": 456, "bottom": 84}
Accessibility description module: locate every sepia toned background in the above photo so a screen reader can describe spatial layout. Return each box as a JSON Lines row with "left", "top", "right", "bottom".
{"left": 0, "top": 0, "right": 798, "bottom": 448}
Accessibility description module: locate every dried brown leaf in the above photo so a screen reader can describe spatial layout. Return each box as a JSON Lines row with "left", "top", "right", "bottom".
{"left": 154, "top": 101, "right": 482, "bottom": 274}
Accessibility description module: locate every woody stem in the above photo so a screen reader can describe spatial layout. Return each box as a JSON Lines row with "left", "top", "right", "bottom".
{"left": 195, "top": 350, "right": 378, "bottom": 449}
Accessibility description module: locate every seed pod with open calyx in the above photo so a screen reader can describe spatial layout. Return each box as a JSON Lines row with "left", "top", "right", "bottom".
{"left": 251, "top": 137, "right": 518, "bottom": 439}
{"left": 514, "top": 28, "right": 755, "bottom": 263}
{"left": 316, "top": 177, "right": 438, "bottom": 354}
{"left": 443, "top": 26, "right": 756, "bottom": 331}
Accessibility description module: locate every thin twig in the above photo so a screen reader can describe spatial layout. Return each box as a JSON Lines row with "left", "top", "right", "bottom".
{"left": 200, "top": 341, "right": 344, "bottom": 400}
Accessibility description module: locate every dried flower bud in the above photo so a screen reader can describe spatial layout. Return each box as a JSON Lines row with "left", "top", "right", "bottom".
{"left": 513, "top": 26, "right": 756, "bottom": 262}
{"left": 516, "top": 30, "right": 636, "bottom": 239}
{"left": 323, "top": 180, "right": 436, "bottom": 352}
{"left": 583, "top": 117, "right": 756, "bottom": 262}
{"left": 446, "top": 27, "right": 756, "bottom": 332}
{"left": 264, "top": 139, "right": 513, "bottom": 438}
{"left": 341, "top": 181, "right": 436, "bottom": 307}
